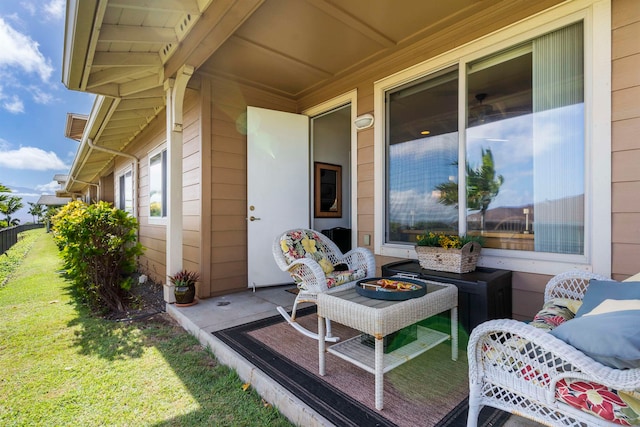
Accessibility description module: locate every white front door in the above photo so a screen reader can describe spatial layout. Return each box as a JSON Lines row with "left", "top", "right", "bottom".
{"left": 247, "top": 106, "right": 310, "bottom": 288}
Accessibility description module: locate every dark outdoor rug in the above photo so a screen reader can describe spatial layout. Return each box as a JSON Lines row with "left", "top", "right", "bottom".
{"left": 213, "top": 307, "right": 510, "bottom": 427}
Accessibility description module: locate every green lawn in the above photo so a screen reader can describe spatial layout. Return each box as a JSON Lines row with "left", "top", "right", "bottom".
{"left": 0, "top": 229, "right": 293, "bottom": 427}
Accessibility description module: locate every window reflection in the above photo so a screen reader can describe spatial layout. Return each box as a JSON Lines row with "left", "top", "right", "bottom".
{"left": 384, "top": 22, "right": 584, "bottom": 255}
{"left": 386, "top": 67, "right": 459, "bottom": 243}
{"left": 465, "top": 23, "right": 584, "bottom": 254}
{"left": 149, "top": 150, "right": 166, "bottom": 218}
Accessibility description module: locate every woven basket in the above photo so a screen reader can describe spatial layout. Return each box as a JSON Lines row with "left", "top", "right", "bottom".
{"left": 414, "top": 241, "right": 481, "bottom": 273}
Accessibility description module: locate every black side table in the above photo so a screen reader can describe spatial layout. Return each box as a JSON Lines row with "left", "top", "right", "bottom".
{"left": 382, "top": 260, "right": 512, "bottom": 334}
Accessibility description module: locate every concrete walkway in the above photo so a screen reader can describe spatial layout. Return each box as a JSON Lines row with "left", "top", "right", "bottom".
{"left": 166, "top": 286, "right": 541, "bottom": 427}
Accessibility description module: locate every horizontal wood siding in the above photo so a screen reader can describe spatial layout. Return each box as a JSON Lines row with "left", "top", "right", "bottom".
{"left": 96, "top": 0, "right": 635, "bottom": 318}
{"left": 205, "top": 75, "right": 297, "bottom": 296}
{"left": 119, "top": 112, "right": 166, "bottom": 285}
{"left": 295, "top": 0, "right": 626, "bottom": 319}
{"left": 611, "top": 0, "right": 640, "bottom": 281}
{"left": 182, "top": 90, "right": 202, "bottom": 283}
{"left": 110, "top": 89, "right": 201, "bottom": 287}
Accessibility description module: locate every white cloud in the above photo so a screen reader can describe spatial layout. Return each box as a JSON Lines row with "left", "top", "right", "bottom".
{"left": 12, "top": 190, "right": 41, "bottom": 197}
{"left": 20, "top": 2, "right": 37, "bottom": 16}
{"left": 0, "top": 17, "right": 54, "bottom": 82}
{"left": 29, "top": 86, "right": 55, "bottom": 104}
{"left": 20, "top": 1, "right": 65, "bottom": 21}
{"left": 3, "top": 95, "right": 24, "bottom": 113}
{"left": 44, "top": 0, "right": 65, "bottom": 20}
{"left": 35, "top": 180, "right": 61, "bottom": 193}
{"left": 5, "top": 13, "right": 23, "bottom": 25}
{"left": 0, "top": 146, "right": 68, "bottom": 170}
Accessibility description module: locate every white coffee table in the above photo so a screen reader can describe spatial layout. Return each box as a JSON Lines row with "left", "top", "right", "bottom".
{"left": 317, "top": 279, "right": 458, "bottom": 410}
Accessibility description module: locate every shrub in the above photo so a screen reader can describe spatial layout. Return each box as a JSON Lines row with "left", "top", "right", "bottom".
{"left": 52, "top": 201, "right": 144, "bottom": 313}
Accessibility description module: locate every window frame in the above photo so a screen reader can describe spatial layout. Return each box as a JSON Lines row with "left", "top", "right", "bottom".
{"left": 148, "top": 144, "right": 167, "bottom": 225}
{"left": 373, "top": 0, "right": 611, "bottom": 276}
{"left": 116, "top": 166, "right": 134, "bottom": 215}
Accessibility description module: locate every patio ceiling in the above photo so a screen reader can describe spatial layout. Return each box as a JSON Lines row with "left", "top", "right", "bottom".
{"left": 63, "top": 0, "right": 549, "bottom": 193}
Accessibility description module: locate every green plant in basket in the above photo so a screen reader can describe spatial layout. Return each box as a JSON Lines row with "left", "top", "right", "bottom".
{"left": 415, "top": 232, "right": 483, "bottom": 249}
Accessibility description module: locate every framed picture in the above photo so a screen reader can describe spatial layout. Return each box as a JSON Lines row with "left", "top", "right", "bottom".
{"left": 314, "top": 162, "right": 342, "bottom": 218}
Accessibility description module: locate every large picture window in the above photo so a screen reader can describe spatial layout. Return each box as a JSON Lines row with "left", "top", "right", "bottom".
{"left": 371, "top": 0, "right": 620, "bottom": 278}
{"left": 149, "top": 148, "right": 167, "bottom": 219}
{"left": 386, "top": 22, "right": 584, "bottom": 256}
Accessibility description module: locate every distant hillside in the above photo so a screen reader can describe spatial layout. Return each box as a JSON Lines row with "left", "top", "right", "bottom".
{"left": 468, "top": 194, "right": 584, "bottom": 232}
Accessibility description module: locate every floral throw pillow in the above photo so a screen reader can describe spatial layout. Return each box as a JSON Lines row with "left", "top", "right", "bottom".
{"left": 529, "top": 298, "right": 577, "bottom": 331}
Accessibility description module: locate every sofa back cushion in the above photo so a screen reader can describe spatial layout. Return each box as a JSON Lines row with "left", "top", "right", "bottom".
{"left": 575, "top": 280, "right": 640, "bottom": 317}
{"left": 550, "top": 311, "right": 640, "bottom": 369}
{"left": 549, "top": 279, "right": 640, "bottom": 369}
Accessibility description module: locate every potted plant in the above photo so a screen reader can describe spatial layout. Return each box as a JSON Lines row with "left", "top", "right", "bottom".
{"left": 169, "top": 269, "right": 199, "bottom": 305}
{"left": 415, "top": 232, "right": 483, "bottom": 273}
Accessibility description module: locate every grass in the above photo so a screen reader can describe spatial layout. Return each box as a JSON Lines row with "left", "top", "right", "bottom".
{"left": 0, "top": 229, "right": 293, "bottom": 427}
{"left": 0, "top": 228, "right": 42, "bottom": 287}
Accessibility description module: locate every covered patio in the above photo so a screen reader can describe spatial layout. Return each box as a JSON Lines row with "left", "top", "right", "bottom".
{"left": 166, "top": 288, "right": 539, "bottom": 426}
{"left": 59, "top": 0, "right": 639, "bottom": 425}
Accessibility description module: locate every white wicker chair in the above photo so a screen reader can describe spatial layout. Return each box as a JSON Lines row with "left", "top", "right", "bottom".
{"left": 273, "top": 228, "right": 375, "bottom": 342}
{"left": 467, "top": 271, "right": 640, "bottom": 427}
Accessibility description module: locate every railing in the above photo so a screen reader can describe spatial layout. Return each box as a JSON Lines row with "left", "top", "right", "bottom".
{"left": 0, "top": 224, "right": 45, "bottom": 255}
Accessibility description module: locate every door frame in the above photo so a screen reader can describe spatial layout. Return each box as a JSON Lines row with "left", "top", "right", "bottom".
{"left": 303, "top": 90, "right": 358, "bottom": 248}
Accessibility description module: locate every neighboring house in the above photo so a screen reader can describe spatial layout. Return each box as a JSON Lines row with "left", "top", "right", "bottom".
{"left": 36, "top": 195, "right": 72, "bottom": 207}
{"left": 37, "top": 174, "right": 73, "bottom": 207}
{"left": 38, "top": 171, "right": 77, "bottom": 206}
{"left": 61, "top": 0, "right": 639, "bottom": 318}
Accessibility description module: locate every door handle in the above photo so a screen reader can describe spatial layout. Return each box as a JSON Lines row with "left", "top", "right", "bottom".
{"left": 249, "top": 216, "right": 261, "bottom": 221}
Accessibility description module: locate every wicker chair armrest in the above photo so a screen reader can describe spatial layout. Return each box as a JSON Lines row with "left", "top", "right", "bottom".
{"left": 544, "top": 270, "right": 611, "bottom": 303}
{"left": 469, "top": 319, "right": 640, "bottom": 395}
{"left": 286, "top": 257, "right": 328, "bottom": 293}
{"left": 341, "top": 247, "right": 376, "bottom": 274}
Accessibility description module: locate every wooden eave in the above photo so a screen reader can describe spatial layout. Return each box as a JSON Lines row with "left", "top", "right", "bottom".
{"left": 64, "top": 0, "right": 566, "bottom": 194}
{"left": 64, "top": 113, "right": 88, "bottom": 142}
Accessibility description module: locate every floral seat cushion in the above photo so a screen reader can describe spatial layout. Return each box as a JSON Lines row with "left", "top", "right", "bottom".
{"left": 528, "top": 299, "right": 640, "bottom": 425}
{"left": 485, "top": 346, "right": 640, "bottom": 426}
{"left": 483, "top": 299, "right": 640, "bottom": 425}
{"left": 325, "top": 268, "right": 366, "bottom": 289}
{"left": 556, "top": 379, "right": 640, "bottom": 426}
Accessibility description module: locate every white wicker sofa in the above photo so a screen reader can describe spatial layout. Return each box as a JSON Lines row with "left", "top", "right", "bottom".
{"left": 467, "top": 271, "right": 640, "bottom": 426}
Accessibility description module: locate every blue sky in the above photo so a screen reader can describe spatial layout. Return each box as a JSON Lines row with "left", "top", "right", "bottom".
{"left": 0, "top": 1, "right": 94, "bottom": 222}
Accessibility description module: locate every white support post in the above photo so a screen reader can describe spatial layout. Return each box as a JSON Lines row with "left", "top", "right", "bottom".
{"left": 164, "top": 65, "right": 194, "bottom": 303}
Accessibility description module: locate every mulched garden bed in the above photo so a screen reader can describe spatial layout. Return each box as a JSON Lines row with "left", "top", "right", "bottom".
{"left": 102, "top": 273, "right": 166, "bottom": 322}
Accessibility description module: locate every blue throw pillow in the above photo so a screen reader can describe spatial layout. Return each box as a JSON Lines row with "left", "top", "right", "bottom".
{"left": 549, "top": 310, "right": 640, "bottom": 369}
{"left": 575, "top": 280, "right": 640, "bottom": 318}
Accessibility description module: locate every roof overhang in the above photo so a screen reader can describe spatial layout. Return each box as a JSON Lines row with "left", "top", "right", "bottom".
{"left": 37, "top": 195, "right": 73, "bottom": 206}
{"left": 62, "top": 0, "right": 565, "bottom": 194}
{"left": 64, "top": 113, "right": 88, "bottom": 141}
{"left": 62, "top": 0, "right": 99, "bottom": 92}
{"left": 62, "top": 0, "right": 256, "bottom": 194}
